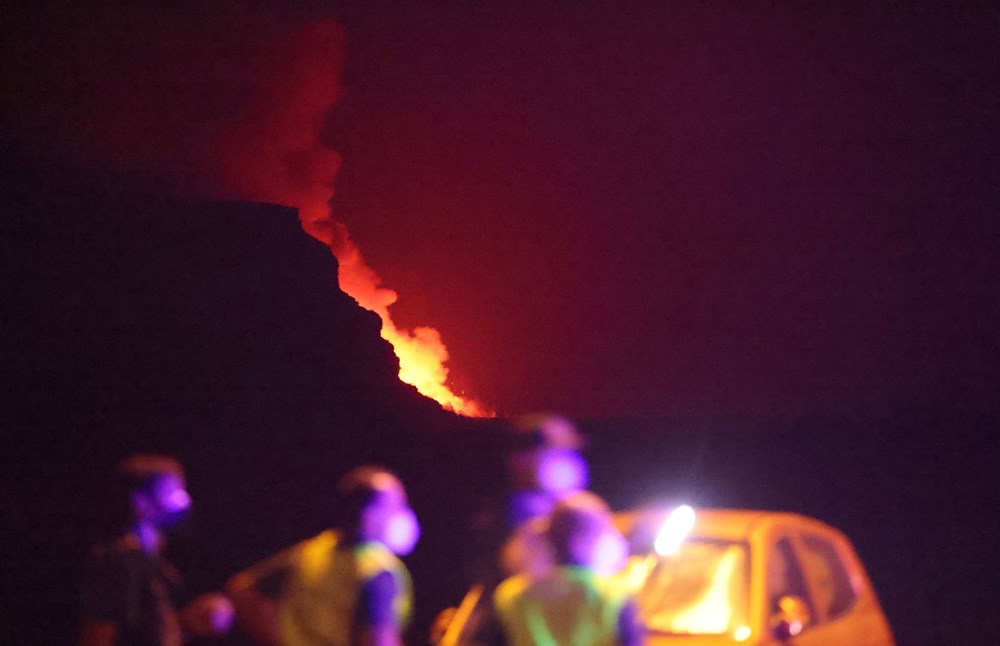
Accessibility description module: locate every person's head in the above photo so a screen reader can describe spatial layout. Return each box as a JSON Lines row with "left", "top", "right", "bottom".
{"left": 109, "top": 454, "right": 191, "bottom": 533}
{"left": 335, "top": 466, "right": 419, "bottom": 555}
{"left": 507, "top": 413, "right": 588, "bottom": 495}
{"left": 546, "top": 491, "right": 622, "bottom": 570}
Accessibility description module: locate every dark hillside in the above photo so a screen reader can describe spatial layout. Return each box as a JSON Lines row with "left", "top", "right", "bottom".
{"left": 0, "top": 151, "right": 505, "bottom": 644}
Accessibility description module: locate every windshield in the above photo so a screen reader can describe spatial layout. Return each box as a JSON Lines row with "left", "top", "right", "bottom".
{"left": 630, "top": 539, "right": 749, "bottom": 636}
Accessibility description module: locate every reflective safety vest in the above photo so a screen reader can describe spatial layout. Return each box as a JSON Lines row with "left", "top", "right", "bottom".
{"left": 278, "top": 530, "right": 412, "bottom": 646}
{"left": 494, "top": 566, "right": 629, "bottom": 646}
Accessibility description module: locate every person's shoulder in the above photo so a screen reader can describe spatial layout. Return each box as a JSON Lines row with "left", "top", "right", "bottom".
{"left": 294, "top": 529, "right": 340, "bottom": 570}
{"left": 354, "top": 541, "right": 404, "bottom": 581}
{"left": 493, "top": 573, "right": 533, "bottom": 609}
{"left": 594, "top": 572, "right": 634, "bottom": 614}
{"left": 86, "top": 535, "right": 141, "bottom": 570}
{"left": 596, "top": 572, "right": 630, "bottom": 597}
{"left": 302, "top": 529, "right": 338, "bottom": 551}
{"left": 93, "top": 533, "right": 141, "bottom": 554}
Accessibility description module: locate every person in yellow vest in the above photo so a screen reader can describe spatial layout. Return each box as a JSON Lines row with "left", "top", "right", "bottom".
{"left": 492, "top": 492, "right": 642, "bottom": 646}
{"left": 227, "top": 466, "right": 418, "bottom": 646}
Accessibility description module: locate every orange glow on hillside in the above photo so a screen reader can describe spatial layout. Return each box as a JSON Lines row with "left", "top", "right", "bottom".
{"left": 213, "top": 20, "right": 491, "bottom": 417}
{"left": 316, "top": 217, "right": 492, "bottom": 418}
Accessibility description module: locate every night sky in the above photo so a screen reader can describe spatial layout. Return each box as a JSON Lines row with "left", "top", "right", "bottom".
{"left": 3, "top": 1, "right": 998, "bottom": 419}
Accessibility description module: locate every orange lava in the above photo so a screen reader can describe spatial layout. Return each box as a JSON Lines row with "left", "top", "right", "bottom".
{"left": 315, "top": 216, "right": 492, "bottom": 417}
{"left": 213, "top": 20, "right": 491, "bottom": 417}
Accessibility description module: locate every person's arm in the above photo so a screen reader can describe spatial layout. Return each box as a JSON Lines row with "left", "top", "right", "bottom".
{"left": 358, "top": 571, "right": 402, "bottom": 646}
{"left": 617, "top": 599, "right": 644, "bottom": 646}
{"left": 225, "top": 545, "right": 299, "bottom": 646}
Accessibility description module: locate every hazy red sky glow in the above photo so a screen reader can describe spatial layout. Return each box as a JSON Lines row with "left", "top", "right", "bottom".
{"left": 3, "top": 2, "right": 997, "bottom": 419}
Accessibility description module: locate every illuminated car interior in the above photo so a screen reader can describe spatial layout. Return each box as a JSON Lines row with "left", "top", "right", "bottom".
{"left": 632, "top": 539, "right": 750, "bottom": 636}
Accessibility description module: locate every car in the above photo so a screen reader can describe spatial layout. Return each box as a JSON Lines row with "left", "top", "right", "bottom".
{"left": 433, "top": 506, "right": 894, "bottom": 645}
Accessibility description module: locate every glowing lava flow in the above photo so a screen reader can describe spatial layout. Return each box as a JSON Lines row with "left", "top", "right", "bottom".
{"left": 211, "top": 20, "right": 490, "bottom": 417}
{"left": 321, "top": 218, "right": 492, "bottom": 417}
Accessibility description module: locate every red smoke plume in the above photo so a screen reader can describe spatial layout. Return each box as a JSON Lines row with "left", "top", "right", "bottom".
{"left": 4, "top": 12, "right": 489, "bottom": 416}
{"left": 210, "top": 20, "right": 490, "bottom": 417}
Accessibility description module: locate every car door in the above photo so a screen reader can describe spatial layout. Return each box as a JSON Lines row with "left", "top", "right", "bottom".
{"left": 790, "top": 530, "right": 894, "bottom": 645}
{"left": 762, "top": 528, "right": 825, "bottom": 645}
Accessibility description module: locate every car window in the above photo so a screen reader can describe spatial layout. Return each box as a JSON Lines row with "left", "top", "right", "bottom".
{"left": 767, "top": 537, "right": 816, "bottom": 622}
{"left": 798, "top": 534, "right": 857, "bottom": 620}
{"left": 634, "top": 539, "right": 749, "bottom": 636}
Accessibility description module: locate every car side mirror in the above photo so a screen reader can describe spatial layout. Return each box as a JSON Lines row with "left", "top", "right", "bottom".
{"left": 770, "top": 595, "right": 811, "bottom": 641}
{"left": 430, "top": 607, "right": 458, "bottom": 645}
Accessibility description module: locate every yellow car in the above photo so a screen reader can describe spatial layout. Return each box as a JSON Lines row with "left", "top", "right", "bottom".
{"left": 616, "top": 506, "right": 894, "bottom": 645}
{"left": 435, "top": 506, "right": 894, "bottom": 645}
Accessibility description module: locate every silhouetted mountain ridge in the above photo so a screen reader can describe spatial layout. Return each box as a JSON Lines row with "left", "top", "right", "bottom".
{"left": 1, "top": 148, "right": 504, "bottom": 643}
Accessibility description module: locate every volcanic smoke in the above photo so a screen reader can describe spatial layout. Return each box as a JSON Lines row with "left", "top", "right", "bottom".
{"left": 5, "top": 13, "right": 488, "bottom": 416}
{"left": 212, "top": 20, "right": 490, "bottom": 417}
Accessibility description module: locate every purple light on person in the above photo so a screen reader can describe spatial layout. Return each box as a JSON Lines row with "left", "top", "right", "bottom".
{"left": 508, "top": 490, "right": 556, "bottom": 529}
{"left": 384, "top": 507, "right": 420, "bottom": 556}
{"left": 163, "top": 487, "right": 191, "bottom": 512}
{"left": 152, "top": 474, "right": 192, "bottom": 529}
{"left": 536, "top": 449, "right": 589, "bottom": 495}
{"left": 591, "top": 526, "right": 628, "bottom": 575}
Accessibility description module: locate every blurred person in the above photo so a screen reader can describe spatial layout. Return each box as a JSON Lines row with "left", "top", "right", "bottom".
{"left": 492, "top": 492, "right": 639, "bottom": 646}
{"left": 80, "top": 454, "right": 234, "bottom": 646}
{"left": 226, "top": 466, "right": 418, "bottom": 646}
{"left": 504, "top": 414, "right": 588, "bottom": 531}
{"left": 496, "top": 414, "right": 590, "bottom": 579}
{"left": 442, "top": 423, "right": 620, "bottom": 646}
{"left": 466, "top": 413, "right": 590, "bottom": 580}
{"left": 452, "top": 414, "right": 590, "bottom": 641}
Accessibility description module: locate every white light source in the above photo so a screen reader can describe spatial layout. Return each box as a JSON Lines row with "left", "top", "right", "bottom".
{"left": 733, "top": 625, "right": 752, "bottom": 641}
{"left": 653, "top": 504, "right": 695, "bottom": 556}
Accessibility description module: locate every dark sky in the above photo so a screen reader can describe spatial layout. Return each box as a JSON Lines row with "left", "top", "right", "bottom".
{"left": 4, "top": 1, "right": 998, "bottom": 419}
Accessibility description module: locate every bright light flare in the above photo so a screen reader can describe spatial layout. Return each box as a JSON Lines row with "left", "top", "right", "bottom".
{"left": 654, "top": 505, "right": 696, "bottom": 556}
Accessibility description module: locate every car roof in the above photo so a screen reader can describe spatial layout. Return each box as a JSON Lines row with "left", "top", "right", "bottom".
{"left": 614, "top": 507, "right": 836, "bottom": 544}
